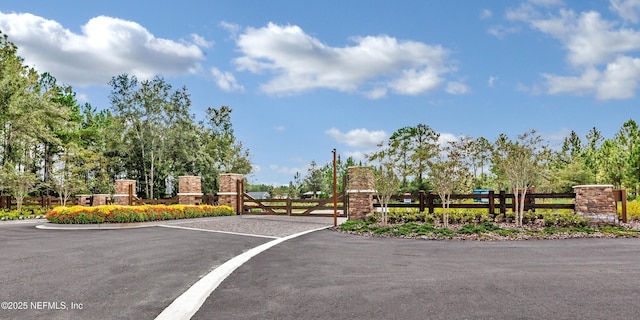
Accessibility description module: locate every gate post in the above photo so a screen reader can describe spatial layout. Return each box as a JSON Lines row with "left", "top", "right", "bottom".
{"left": 114, "top": 180, "right": 136, "bottom": 205}
{"left": 218, "top": 174, "right": 244, "bottom": 214}
{"left": 573, "top": 185, "right": 618, "bottom": 225}
{"left": 347, "top": 166, "right": 375, "bottom": 220}
{"left": 92, "top": 194, "right": 109, "bottom": 206}
{"left": 178, "top": 176, "right": 203, "bottom": 205}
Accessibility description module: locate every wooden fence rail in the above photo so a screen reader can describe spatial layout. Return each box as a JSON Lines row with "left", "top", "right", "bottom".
{"left": 0, "top": 196, "right": 84, "bottom": 210}
{"left": 374, "top": 191, "right": 576, "bottom": 216}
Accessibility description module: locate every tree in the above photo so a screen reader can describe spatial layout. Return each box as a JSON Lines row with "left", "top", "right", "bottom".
{"left": 0, "top": 163, "right": 39, "bottom": 211}
{"left": 379, "top": 124, "right": 439, "bottom": 191}
{"left": 197, "top": 106, "right": 252, "bottom": 194}
{"left": 109, "top": 74, "right": 193, "bottom": 199}
{"left": 469, "top": 136, "right": 492, "bottom": 180}
{"left": 50, "top": 143, "right": 98, "bottom": 206}
{"left": 303, "top": 161, "right": 327, "bottom": 198}
{"left": 428, "top": 138, "right": 473, "bottom": 228}
{"left": 596, "top": 139, "right": 624, "bottom": 188}
{"left": 287, "top": 172, "right": 303, "bottom": 199}
{"left": 583, "top": 127, "right": 604, "bottom": 181}
{"left": 367, "top": 147, "right": 400, "bottom": 225}
{"left": 492, "top": 130, "right": 549, "bottom": 227}
{"left": 615, "top": 119, "right": 640, "bottom": 197}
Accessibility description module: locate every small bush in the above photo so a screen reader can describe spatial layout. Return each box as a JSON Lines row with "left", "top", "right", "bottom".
{"left": 622, "top": 200, "right": 640, "bottom": 221}
{"left": 0, "top": 208, "right": 48, "bottom": 220}
{"left": 539, "top": 211, "right": 590, "bottom": 227}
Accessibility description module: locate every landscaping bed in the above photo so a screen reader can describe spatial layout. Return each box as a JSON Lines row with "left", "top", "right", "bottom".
{"left": 335, "top": 213, "right": 640, "bottom": 241}
{"left": 45, "top": 204, "right": 235, "bottom": 224}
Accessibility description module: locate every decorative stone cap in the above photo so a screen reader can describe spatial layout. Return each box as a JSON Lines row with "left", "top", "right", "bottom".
{"left": 573, "top": 185, "right": 614, "bottom": 188}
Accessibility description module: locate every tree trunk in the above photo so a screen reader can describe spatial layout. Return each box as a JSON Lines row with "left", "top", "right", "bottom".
{"left": 519, "top": 189, "right": 527, "bottom": 227}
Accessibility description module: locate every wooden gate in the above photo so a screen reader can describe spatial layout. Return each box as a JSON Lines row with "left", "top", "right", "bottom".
{"left": 241, "top": 192, "right": 346, "bottom": 217}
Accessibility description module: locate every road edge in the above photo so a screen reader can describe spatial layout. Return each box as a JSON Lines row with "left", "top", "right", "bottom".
{"left": 154, "top": 225, "right": 331, "bottom": 320}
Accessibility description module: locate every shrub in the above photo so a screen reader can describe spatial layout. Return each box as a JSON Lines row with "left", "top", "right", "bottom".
{"left": 45, "top": 204, "right": 235, "bottom": 224}
{"left": 0, "top": 208, "right": 48, "bottom": 220}
{"left": 622, "top": 200, "right": 640, "bottom": 221}
{"left": 539, "top": 211, "right": 590, "bottom": 227}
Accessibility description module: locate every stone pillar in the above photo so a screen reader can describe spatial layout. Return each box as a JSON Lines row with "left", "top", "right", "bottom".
{"left": 573, "top": 185, "right": 618, "bottom": 225}
{"left": 92, "top": 194, "right": 109, "bottom": 206}
{"left": 75, "top": 194, "right": 92, "bottom": 206}
{"left": 178, "top": 176, "right": 203, "bottom": 205}
{"left": 114, "top": 179, "right": 136, "bottom": 205}
{"left": 347, "top": 166, "right": 376, "bottom": 220}
{"left": 218, "top": 174, "right": 244, "bottom": 214}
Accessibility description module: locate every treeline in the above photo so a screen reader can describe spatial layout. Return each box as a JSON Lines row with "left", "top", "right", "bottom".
{"left": 0, "top": 32, "right": 251, "bottom": 209}
{"left": 248, "top": 157, "right": 361, "bottom": 199}
{"left": 274, "top": 121, "right": 640, "bottom": 201}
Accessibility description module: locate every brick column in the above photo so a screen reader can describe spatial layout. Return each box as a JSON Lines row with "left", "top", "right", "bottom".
{"left": 218, "top": 174, "right": 243, "bottom": 214}
{"left": 347, "top": 166, "right": 375, "bottom": 220}
{"left": 91, "top": 194, "right": 109, "bottom": 206}
{"left": 114, "top": 180, "right": 136, "bottom": 205}
{"left": 178, "top": 176, "right": 203, "bottom": 205}
{"left": 75, "top": 194, "right": 92, "bottom": 206}
{"left": 573, "top": 185, "right": 618, "bottom": 225}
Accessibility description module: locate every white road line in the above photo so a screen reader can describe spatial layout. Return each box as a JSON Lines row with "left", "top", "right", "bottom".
{"left": 155, "top": 225, "right": 330, "bottom": 320}
{"left": 157, "top": 224, "right": 279, "bottom": 239}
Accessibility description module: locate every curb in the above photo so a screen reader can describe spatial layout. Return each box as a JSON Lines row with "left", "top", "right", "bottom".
{"left": 36, "top": 221, "right": 166, "bottom": 230}
{"left": 34, "top": 216, "right": 237, "bottom": 230}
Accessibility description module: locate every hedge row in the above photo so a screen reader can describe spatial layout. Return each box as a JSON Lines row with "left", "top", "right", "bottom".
{"left": 46, "top": 204, "right": 235, "bottom": 224}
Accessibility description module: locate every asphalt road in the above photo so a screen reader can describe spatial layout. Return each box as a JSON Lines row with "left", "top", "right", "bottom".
{"left": 2, "top": 218, "right": 640, "bottom": 320}
{"left": 0, "top": 220, "right": 270, "bottom": 320}
{"left": 195, "top": 230, "right": 640, "bottom": 320}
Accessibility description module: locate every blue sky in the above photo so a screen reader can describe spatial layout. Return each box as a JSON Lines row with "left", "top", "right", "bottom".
{"left": 0, "top": 0, "right": 638, "bottom": 186}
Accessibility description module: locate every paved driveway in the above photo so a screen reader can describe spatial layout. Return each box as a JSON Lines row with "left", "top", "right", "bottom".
{"left": 195, "top": 230, "right": 640, "bottom": 320}
{"left": 2, "top": 217, "right": 640, "bottom": 320}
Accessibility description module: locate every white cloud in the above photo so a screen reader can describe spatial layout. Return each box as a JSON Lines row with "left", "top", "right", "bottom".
{"left": 274, "top": 125, "right": 285, "bottom": 131}
{"left": 542, "top": 67, "right": 601, "bottom": 96}
{"left": 363, "top": 87, "right": 388, "bottom": 99}
{"left": 487, "top": 25, "right": 521, "bottom": 38}
{"left": 598, "top": 55, "right": 640, "bottom": 99}
{"left": 0, "top": 12, "right": 206, "bottom": 86}
{"left": 531, "top": 10, "right": 640, "bottom": 67}
{"left": 76, "top": 93, "right": 90, "bottom": 103}
{"left": 220, "top": 21, "right": 241, "bottom": 39}
{"left": 269, "top": 164, "right": 303, "bottom": 175}
{"left": 210, "top": 67, "right": 244, "bottom": 92}
{"left": 507, "top": 2, "right": 640, "bottom": 100}
{"left": 488, "top": 76, "right": 498, "bottom": 87}
{"left": 233, "top": 23, "right": 454, "bottom": 97}
{"left": 610, "top": 0, "right": 640, "bottom": 23}
{"left": 530, "top": 0, "right": 564, "bottom": 7}
{"left": 445, "top": 81, "right": 469, "bottom": 94}
{"left": 542, "top": 127, "right": 572, "bottom": 142}
{"left": 325, "top": 128, "right": 388, "bottom": 148}
{"left": 190, "top": 33, "right": 213, "bottom": 48}
{"left": 343, "top": 150, "right": 369, "bottom": 162}
{"left": 480, "top": 9, "right": 493, "bottom": 19}
{"left": 388, "top": 67, "right": 445, "bottom": 95}
{"left": 437, "top": 133, "right": 459, "bottom": 146}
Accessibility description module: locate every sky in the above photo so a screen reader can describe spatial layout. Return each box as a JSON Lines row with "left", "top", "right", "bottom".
{"left": 0, "top": 0, "right": 639, "bottom": 186}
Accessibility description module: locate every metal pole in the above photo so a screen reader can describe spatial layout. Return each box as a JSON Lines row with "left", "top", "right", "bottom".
{"left": 333, "top": 148, "right": 338, "bottom": 227}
